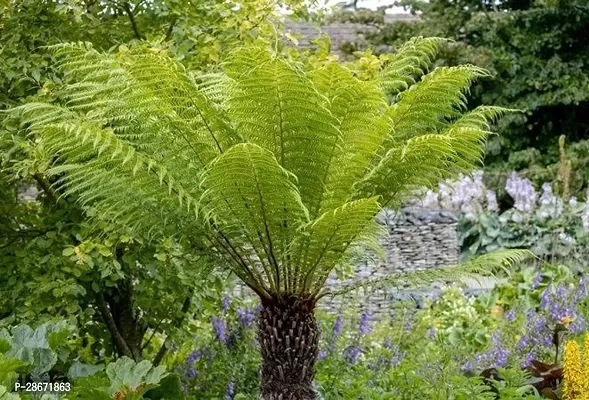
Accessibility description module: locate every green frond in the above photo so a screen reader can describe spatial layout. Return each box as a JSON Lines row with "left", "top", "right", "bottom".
{"left": 355, "top": 133, "right": 471, "bottom": 207}
{"left": 448, "top": 105, "right": 519, "bottom": 131}
{"left": 388, "top": 65, "right": 491, "bottom": 141}
{"left": 225, "top": 46, "right": 343, "bottom": 216}
{"left": 354, "top": 66, "right": 495, "bottom": 206}
{"left": 379, "top": 37, "right": 448, "bottom": 95}
{"left": 36, "top": 118, "right": 203, "bottom": 237}
{"left": 198, "top": 143, "right": 309, "bottom": 296}
{"left": 321, "top": 249, "right": 535, "bottom": 298}
{"left": 287, "top": 197, "right": 384, "bottom": 295}
{"left": 308, "top": 62, "right": 391, "bottom": 216}
{"left": 192, "top": 72, "right": 232, "bottom": 107}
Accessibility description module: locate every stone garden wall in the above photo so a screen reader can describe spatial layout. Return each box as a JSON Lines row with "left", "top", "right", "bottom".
{"left": 318, "top": 207, "right": 460, "bottom": 318}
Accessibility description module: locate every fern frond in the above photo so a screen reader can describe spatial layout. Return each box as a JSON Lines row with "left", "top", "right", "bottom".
{"left": 388, "top": 65, "right": 491, "bottom": 141}
{"left": 378, "top": 37, "right": 448, "bottom": 94}
{"left": 355, "top": 133, "right": 475, "bottom": 207}
{"left": 321, "top": 249, "right": 535, "bottom": 298}
{"left": 199, "top": 143, "right": 309, "bottom": 295}
{"left": 225, "top": 46, "right": 343, "bottom": 216}
{"left": 37, "top": 119, "right": 202, "bottom": 237}
{"left": 309, "top": 62, "right": 391, "bottom": 216}
{"left": 287, "top": 197, "right": 384, "bottom": 295}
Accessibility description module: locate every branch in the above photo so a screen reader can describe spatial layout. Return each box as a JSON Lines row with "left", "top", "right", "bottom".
{"left": 152, "top": 289, "right": 193, "bottom": 366}
{"left": 95, "top": 291, "right": 134, "bottom": 359}
{"left": 32, "top": 173, "right": 62, "bottom": 205}
{"left": 141, "top": 302, "right": 175, "bottom": 350}
{"left": 122, "top": 2, "right": 144, "bottom": 40}
{"left": 164, "top": 17, "right": 177, "bottom": 41}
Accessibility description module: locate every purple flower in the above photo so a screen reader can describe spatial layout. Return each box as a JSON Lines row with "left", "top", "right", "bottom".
{"left": 333, "top": 315, "right": 343, "bottom": 337}
{"left": 224, "top": 381, "right": 235, "bottom": 400}
{"left": 317, "top": 350, "right": 328, "bottom": 360}
{"left": 486, "top": 190, "right": 499, "bottom": 212}
{"left": 222, "top": 296, "right": 231, "bottom": 313}
{"left": 358, "top": 312, "right": 372, "bottom": 335}
{"left": 390, "top": 345, "right": 405, "bottom": 367}
{"left": 461, "top": 361, "right": 474, "bottom": 372}
{"left": 535, "top": 316, "right": 546, "bottom": 330}
{"left": 494, "top": 346, "right": 509, "bottom": 367}
{"left": 569, "top": 316, "right": 587, "bottom": 334}
{"left": 574, "top": 277, "right": 588, "bottom": 302}
{"left": 540, "top": 286, "right": 551, "bottom": 308}
{"left": 505, "top": 172, "right": 537, "bottom": 214}
{"left": 384, "top": 338, "right": 392, "bottom": 349}
{"left": 186, "top": 349, "right": 205, "bottom": 379}
{"left": 531, "top": 274, "right": 542, "bottom": 290}
{"left": 521, "top": 352, "right": 536, "bottom": 368}
{"left": 427, "top": 326, "right": 437, "bottom": 339}
{"left": 473, "top": 332, "right": 509, "bottom": 369}
{"left": 211, "top": 317, "right": 228, "bottom": 344}
{"left": 237, "top": 307, "right": 256, "bottom": 328}
{"left": 187, "top": 349, "right": 204, "bottom": 363}
{"left": 404, "top": 320, "right": 413, "bottom": 332}
{"left": 506, "top": 310, "right": 516, "bottom": 322}
{"left": 344, "top": 346, "right": 363, "bottom": 364}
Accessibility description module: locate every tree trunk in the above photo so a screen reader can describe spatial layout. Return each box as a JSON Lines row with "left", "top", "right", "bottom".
{"left": 105, "top": 278, "right": 145, "bottom": 361}
{"left": 258, "top": 295, "right": 319, "bottom": 400}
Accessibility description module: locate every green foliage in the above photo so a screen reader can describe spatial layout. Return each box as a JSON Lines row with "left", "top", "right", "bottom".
{"left": 0, "top": 386, "right": 20, "bottom": 400}
{"left": 0, "top": 322, "right": 73, "bottom": 378}
{"left": 340, "top": 0, "right": 589, "bottom": 179}
{"left": 0, "top": 0, "right": 310, "bottom": 108}
{"left": 163, "top": 275, "right": 587, "bottom": 399}
{"left": 457, "top": 185, "right": 589, "bottom": 269}
{"left": 6, "top": 38, "right": 518, "bottom": 300}
{"left": 69, "top": 357, "right": 171, "bottom": 400}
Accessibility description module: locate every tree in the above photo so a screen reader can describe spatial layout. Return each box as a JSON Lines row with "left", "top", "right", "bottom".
{"left": 7, "top": 37, "right": 530, "bottom": 398}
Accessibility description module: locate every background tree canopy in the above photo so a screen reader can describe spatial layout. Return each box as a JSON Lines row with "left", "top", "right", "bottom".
{"left": 336, "top": 0, "right": 589, "bottom": 200}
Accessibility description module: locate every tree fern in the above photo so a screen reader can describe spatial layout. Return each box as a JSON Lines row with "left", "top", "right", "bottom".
{"left": 6, "top": 39, "right": 531, "bottom": 399}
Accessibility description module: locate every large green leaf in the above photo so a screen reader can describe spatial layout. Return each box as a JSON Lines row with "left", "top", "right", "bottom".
{"left": 106, "top": 357, "right": 167, "bottom": 396}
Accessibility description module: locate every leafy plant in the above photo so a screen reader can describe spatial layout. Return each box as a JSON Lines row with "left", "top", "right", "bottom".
{"left": 6, "top": 36, "right": 531, "bottom": 398}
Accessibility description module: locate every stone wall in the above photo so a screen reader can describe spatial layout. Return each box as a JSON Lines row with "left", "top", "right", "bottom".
{"left": 318, "top": 207, "right": 460, "bottom": 317}
{"left": 284, "top": 14, "right": 418, "bottom": 56}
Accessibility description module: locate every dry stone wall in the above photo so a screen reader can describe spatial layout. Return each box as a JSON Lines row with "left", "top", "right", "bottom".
{"left": 318, "top": 207, "right": 460, "bottom": 318}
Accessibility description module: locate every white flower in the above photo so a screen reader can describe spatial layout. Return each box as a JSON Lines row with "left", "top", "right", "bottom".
{"left": 422, "top": 190, "right": 439, "bottom": 209}
{"left": 537, "top": 182, "right": 563, "bottom": 219}
{"left": 505, "top": 172, "right": 536, "bottom": 214}
{"left": 486, "top": 190, "right": 499, "bottom": 212}
{"left": 558, "top": 232, "right": 576, "bottom": 246}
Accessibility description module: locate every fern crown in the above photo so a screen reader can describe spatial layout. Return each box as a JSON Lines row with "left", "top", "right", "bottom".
{"left": 9, "top": 38, "right": 515, "bottom": 300}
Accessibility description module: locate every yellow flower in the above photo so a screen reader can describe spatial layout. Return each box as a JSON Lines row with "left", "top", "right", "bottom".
{"left": 491, "top": 305, "right": 503, "bottom": 318}
{"left": 563, "top": 336, "right": 589, "bottom": 400}
{"left": 561, "top": 316, "right": 575, "bottom": 325}
{"left": 585, "top": 335, "right": 589, "bottom": 384}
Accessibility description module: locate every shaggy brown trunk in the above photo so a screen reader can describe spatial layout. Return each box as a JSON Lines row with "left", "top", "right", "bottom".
{"left": 258, "top": 296, "right": 319, "bottom": 400}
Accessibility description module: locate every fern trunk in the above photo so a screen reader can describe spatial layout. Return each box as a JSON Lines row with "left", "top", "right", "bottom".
{"left": 258, "top": 296, "right": 319, "bottom": 400}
